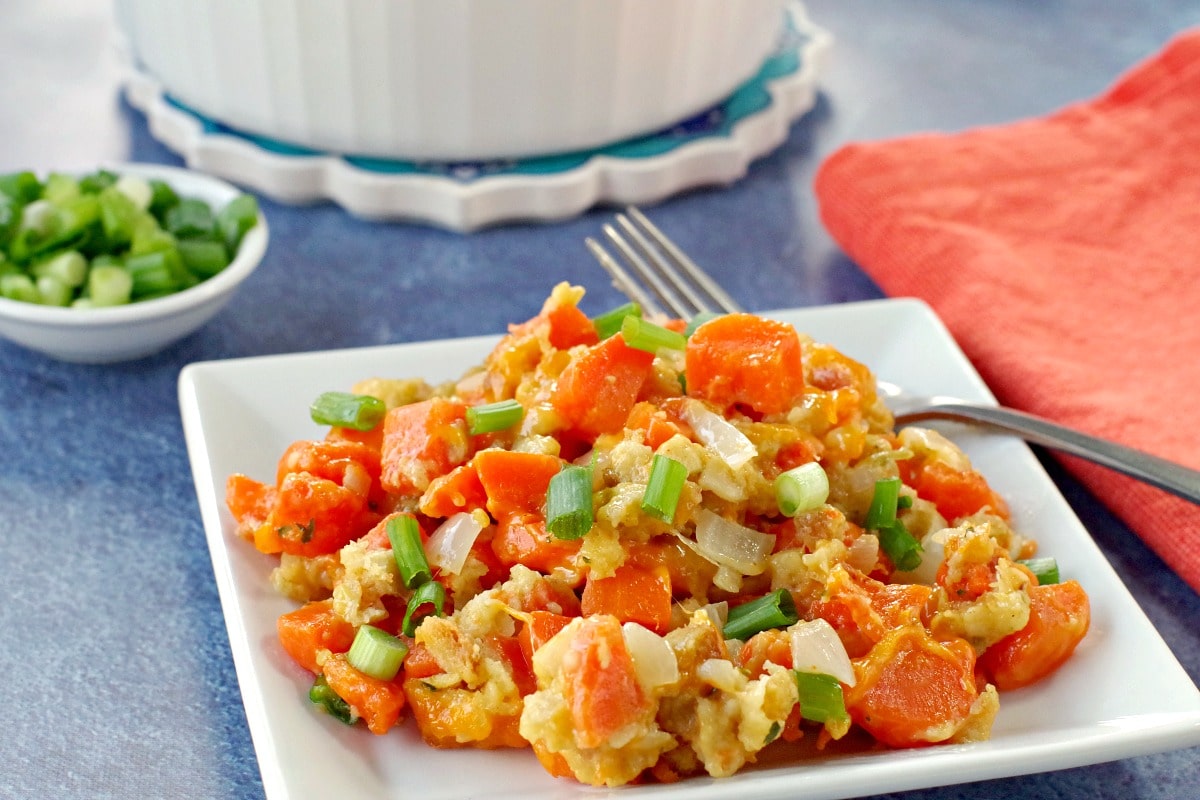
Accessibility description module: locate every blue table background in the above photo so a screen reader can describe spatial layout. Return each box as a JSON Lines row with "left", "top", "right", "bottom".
{"left": 2, "top": 1, "right": 1197, "bottom": 798}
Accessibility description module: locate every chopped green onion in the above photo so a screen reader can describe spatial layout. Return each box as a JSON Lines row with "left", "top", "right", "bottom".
{"left": 124, "top": 248, "right": 182, "bottom": 297}
{"left": 546, "top": 465, "right": 594, "bottom": 540}
{"left": 176, "top": 238, "right": 229, "bottom": 278}
{"left": 0, "top": 274, "right": 39, "bottom": 303}
{"left": 466, "top": 398, "right": 525, "bottom": 435}
{"left": 592, "top": 302, "right": 641, "bottom": 340}
{"left": 1018, "top": 557, "right": 1061, "bottom": 585}
{"left": 897, "top": 494, "right": 913, "bottom": 510}
{"left": 308, "top": 675, "right": 356, "bottom": 725}
{"left": 864, "top": 477, "right": 902, "bottom": 530}
{"left": 793, "top": 671, "right": 850, "bottom": 725}
{"left": 98, "top": 186, "right": 140, "bottom": 248}
{"left": 36, "top": 274, "right": 71, "bottom": 306}
{"left": 32, "top": 250, "right": 87, "bottom": 288}
{"left": 683, "top": 311, "right": 722, "bottom": 338}
{"left": 722, "top": 589, "right": 799, "bottom": 641}
{"left": 309, "top": 391, "right": 387, "bottom": 431}
{"left": 401, "top": 579, "right": 446, "bottom": 637}
{"left": 775, "top": 462, "right": 830, "bottom": 516}
{"left": 641, "top": 454, "right": 688, "bottom": 523}
{"left": 78, "top": 169, "right": 118, "bottom": 195}
{"left": 216, "top": 193, "right": 260, "bottom": 253}
{"left": 147, "top": 179, "right": 180, "bottom": 217}
{"left": 164, "top": 197, "right": 215, "bottom": 239}
{"left": 87, "top": 265, "right": 133, "bottom": 307}
{"left": 387, "top": 515, "right": 431, "bottom": 589}
{"left": 0, "top": 171, "right": 42, "bottom": 204}
{"left": 879, "top": 520, "right": 923, "bottom": 572}
{"left": 621, "top": 315, "right": 687, "bottom": 353}
{"left": 347, "top": 624, "right": 410, "bottom": 681}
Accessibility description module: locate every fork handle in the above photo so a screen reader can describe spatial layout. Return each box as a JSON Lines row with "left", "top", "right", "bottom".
{"left": 897, "top": 404, "right": 1200, "bottom": 504}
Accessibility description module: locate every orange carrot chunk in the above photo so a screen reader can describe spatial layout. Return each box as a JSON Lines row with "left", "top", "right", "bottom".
{"left": 322, "top": 652, "right": 408, "bottom": 735}
{"left": 580, "top": 563, "right": 673, "bottom": 635}
{"left": 550, "top": 334, "right": 655, "bottom": 439}
{"left": 562, "top": 615, "right": 651, "bottom": 749}
{"left": 684, "top": 313, "right": 806, "bottom": 416}
{"left": 277, "top": 599, "right": 357, "bottom": 674}
{"left": 899, "top": 458, "right": 1010, "bottom": 522}
{"left": 380, "top": 398, "right": 471, "bottom": 496}
{"left": 978, "top": 580, "right": 1090, "bottom": 690}
{"left": 472, "top": 449, "right": 563, "bottom": 517}
{"left": 418, "top": 463, "right": 488, "bottom": 518}
{"left": 844, "top": 625, "right": 978, "bottom": 748}
{"left": 490, "top": 512, "right": 582, "bottom": 574}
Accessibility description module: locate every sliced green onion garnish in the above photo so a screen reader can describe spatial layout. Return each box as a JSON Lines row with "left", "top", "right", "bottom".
{"left": 864, "top": 477, "right": 902, "bottom": 530}
{"left": 592, "top": 301, "right": 642, "bottom": 340}
{"left": 1018, "top": 557, "right": 1060, "bottom": 585}
{"left": 308, "top": 675, "right": 356, "bottom": 725}
{"left": 387, "top": 514, "right": 431, "bottom": 589}
{"left": 621, "top": 314, "right": 687, "bottom": 353}
{"left": 0, "top": 274, "right": 39, "bottom": 303}
{"left": 546, "top": 464, "right": 594, "bottom": 540}
{"left": 347, "top": 624, "right": 410, "bottom": 681}
{"left": 124, "top": 249, "right": 181, "bottom": 297}
{"left": 164, "top": 197, "right": 215, "bottom": 239}
{"left": 402, "top": 579, "right": 447, "bottom": 638}
{"left": 897, "top": 494, "right": 913, "bottom": 510}
{"left": 216, "top": 193, "right": 260, "bottom": 253}
{"left": 793, "top": 671, "right": 850, "bottom": 724}
{"left": 683, "top": 311, "right": 722, "bottom": 338}
{"left": 466, "top": 398, "right": 524, "bottom": 435}
{"left": 309, "top": 391, "right": 387, "bottom": 431}
{"left": 641, "top": 454, "right": 688, "bottom": 523}
{"left": 879, "top": 521, "right": 923, "bottom": 572}
{"left": 775, "top": 462, "right": 830, "bottom": 516}
{"left": 722, "top": 589, "right": 799, "bottom": 641}
{"left": 32, "top": 250, "right": 87, "bottom": 288}
{"left": 35, "top": 274, "right": 71, "bottom": 306}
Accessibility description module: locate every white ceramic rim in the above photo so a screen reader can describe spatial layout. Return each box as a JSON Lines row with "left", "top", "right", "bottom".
{"left": 0, "top": 162, "right": 268, "bottom": 329}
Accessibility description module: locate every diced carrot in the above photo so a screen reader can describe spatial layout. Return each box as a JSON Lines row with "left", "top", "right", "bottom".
{"left": 627, "top": 538, "right": 718, "bottom": 600}
{"left": 978, "top": 580, "right": 1090, "bottom": 690}
{"left": 275, "top": 438, "right": 381, "bottom": 488}
{"left": 507, "top": 288, "right": 600, "bottom": 351}
{"left": 403, "top": 680, "right": 526, "bottom": 748}
{"left": 532, "top": 741, "right": 575, "bottom": 779}
{"left": 805, "top": 341, "right": 873, "bottom": 393}
{"left": 258, "top": 471, "right": 370, "bottom": 557}
{"left": 580, "top": 563, "right": 673, "bottom": 635}
{"left": 402, "top": 641, "right": 443, "bottom": 680}
{"left": 844, "top": 625, "right": 978, "bottom": 748}
{"left": 626, "top": 401, "right": 685, "bottom": 450}
{"left": 472, "top": 449, "right": 563, "bottom": 517}
{"left": 737, "top": 629, "right": 794, "bottom": 676}
{"left": 684, "top": 313, "right": 806, "bottom": 416}
{"left": 325, "top": 423, "right": 385, "bottom": 452}
{"left": 491, "top": 512, "right": 582, "bottom": 574}
{"left": 418, "top": 463, "right": 488, "bottom": 518}
{"left": 276, "top": 599, "right": 357, "bottom": 674}
{"left": 380, "top": 398, "right": 472, "bottom": 496}
{"left": 562, "top": 615, "right": 651, "bottom": 749}
{"left": 322, "top": 652, "right": 408, "bottom": 735}
{"left": 486, "top": 634, "right": 537, "bottom": 696}
{"left": 226, "top": 473, "right": 275, "bottom": 538}
{"left": 517, "top": 610, "right": 574, "bottom": 668}
{"left": 550, "top": 334, "right": 655, "bottom": 439}
{"left": 899, "top": 458, "right": 1010, "bottom": 522}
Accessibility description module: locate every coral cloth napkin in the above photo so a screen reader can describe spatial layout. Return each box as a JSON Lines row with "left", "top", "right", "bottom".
{"left": 814, "top": 29, "right": 1200, "bottom": 594}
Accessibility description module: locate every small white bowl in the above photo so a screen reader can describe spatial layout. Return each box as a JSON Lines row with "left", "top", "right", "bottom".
{"left": 0, "top": 163, "right": 268, "bottom": 363}
{"left": 114, "top": 0, "right": 788, "bottom": 161}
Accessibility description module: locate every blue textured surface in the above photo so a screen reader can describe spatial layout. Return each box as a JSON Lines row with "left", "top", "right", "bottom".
{"left": 2, "top": 1, "right": 1198, "bottom": 799}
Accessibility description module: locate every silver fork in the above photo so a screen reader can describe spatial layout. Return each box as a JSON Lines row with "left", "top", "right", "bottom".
{"left": 587, "top": 206, "right": 1200, "bottom": 505}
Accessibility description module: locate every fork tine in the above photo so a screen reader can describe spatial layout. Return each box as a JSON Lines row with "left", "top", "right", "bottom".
{"left": 599, "top": 222, "right": 694, "bottom": 320}
{"left": 613, "top": 213, "right": 712, "bottom": 317}
{"left": 624, "top": 207, "right": 745, "bottom": 315}
{"left": 584, "top": 236, "right": 668, "bottom": 320}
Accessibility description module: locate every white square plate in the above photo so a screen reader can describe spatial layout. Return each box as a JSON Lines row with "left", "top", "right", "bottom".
{"left": 179, "top": 298, "right": 1200, "bottom": 800}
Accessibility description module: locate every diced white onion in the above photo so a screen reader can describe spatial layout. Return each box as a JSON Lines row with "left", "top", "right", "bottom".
{"left": 697, "top": 657, "right": 747, "bottom": 693}
{"left": 114, "top": 174, "right": 153, "bottom": 211}
{"left": 621, "top": 622, "right": 679, "bottom": 689}
{"left": 897, "top": 427, "right": 972, "bottom": 472}
{"left": 713, "top": 565, "right": 743, "bottom": 594}
{"left": 531, "top": 617, "right": 582, "bottom": 681}
{"left": 790, "top": 618, "right": 856, "bottom": 687}
{"left": 680, "top": 400, "right": 757, "bottom": 469}
{"left": 424, "top": 511, "right": 485, "bottom": 575}
{"left": 694, "top": 508, "right": 774, "bottom": 575}
{"left": 845, "top": 533, "right": 880, "bottom": 573}
{"left": 894, "top": 527, "right": 951, "bottom": 586}
{"left": 701, "top": 601, "right": 730, "bottom": 629}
